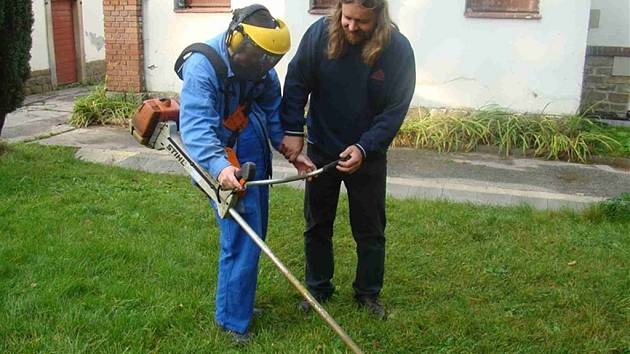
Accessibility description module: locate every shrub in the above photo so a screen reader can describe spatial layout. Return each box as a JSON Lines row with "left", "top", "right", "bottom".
{"left": 0, "top": 0, "right": 34, "bottom": 135}
{"left": 69, "top": 85, "right": 142, "bottom": 127}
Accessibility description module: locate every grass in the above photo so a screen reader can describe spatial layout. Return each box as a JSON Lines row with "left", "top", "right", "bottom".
{"left": 584, "top": 192, "right": 630, "bottom": 223}
{"left": 591, "top": 125, "right": 630, "bottom": 157}
{"left": 1, "top": 143, "right": 629, "bottom": 353}
{"left": 393, "top": 108, "right": 628, "bottom": 163}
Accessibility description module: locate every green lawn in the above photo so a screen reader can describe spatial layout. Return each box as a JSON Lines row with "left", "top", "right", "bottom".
{"left": 1, "top": 144, "right": 628, "bottom": 353}
{"left": 594, "top": 125, "right": 630, "bottom": 157}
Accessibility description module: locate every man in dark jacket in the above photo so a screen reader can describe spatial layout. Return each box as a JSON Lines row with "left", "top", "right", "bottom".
{"left": 280, "top": 0, "right": 416, "bottom": 319}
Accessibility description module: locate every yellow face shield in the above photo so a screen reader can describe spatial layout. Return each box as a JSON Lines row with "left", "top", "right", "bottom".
{"left": 230, "top": 19, "right": 290, "bottom": 55}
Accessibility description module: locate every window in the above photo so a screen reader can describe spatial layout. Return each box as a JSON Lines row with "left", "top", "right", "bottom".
{"left": 465, "top": 0, "right": 540, "bottom": 19}
{"left": 309, "top": 0, "right": 336, "bottom": 15}
{"left": 174, "top": 0, "right": 230, "bottom": 13}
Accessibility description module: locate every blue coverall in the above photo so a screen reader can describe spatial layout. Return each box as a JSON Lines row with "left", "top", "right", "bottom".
{"left": 179, "top": 33, "right": 284, "bottom": 334}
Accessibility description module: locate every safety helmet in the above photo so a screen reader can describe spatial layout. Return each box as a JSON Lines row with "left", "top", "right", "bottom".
{"left": 226, "top": 4, "right": 291, "bottom": 81}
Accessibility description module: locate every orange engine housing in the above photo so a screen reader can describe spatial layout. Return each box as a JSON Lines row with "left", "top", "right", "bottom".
{"left": 131, "top": 98, "right": 180, "bottom": 145}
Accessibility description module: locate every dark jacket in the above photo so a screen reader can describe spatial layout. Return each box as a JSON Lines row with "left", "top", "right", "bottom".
{"left": 281, "top": 17, "right": 416, "bottom": 158}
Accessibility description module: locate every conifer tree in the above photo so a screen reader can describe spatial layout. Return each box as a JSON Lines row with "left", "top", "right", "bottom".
{"left": 0, "top": 0, "right": 34, "bottom": 136}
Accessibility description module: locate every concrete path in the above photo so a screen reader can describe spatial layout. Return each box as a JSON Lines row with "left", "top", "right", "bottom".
{"left": 3, "top": 87, "right": 629, "bottom": 210}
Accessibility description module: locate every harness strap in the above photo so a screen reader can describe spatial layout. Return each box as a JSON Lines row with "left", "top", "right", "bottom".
{"left": 174, "top": 42, "right": 264, "bottom": 149}
{"left": 174, "top": 43, "right": 228, "bottom": 82}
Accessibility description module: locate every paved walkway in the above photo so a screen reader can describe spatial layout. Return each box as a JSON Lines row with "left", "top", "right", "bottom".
{"left": 3, "top": 87, "right": 629, "bottom": 210}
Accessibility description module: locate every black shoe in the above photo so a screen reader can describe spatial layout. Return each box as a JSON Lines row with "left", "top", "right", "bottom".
{"left": 253, "top": 307, "right": 264, "bottom": 318}
{"left": 298, "top": 294, "right": 330, "bottom": 313}
{"left": 355, "top": 295, "right": 387, "bottom": 320}
{"left": 216, "top": 322, "right": 253, "bottom": 345}
{"left": 225, "top": 329, "right": 253, "bottom": 344}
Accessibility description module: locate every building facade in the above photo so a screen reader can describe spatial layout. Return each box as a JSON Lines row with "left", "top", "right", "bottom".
{"left": 105, "top": 0, "right": 596, "bottom": 115}
{"left": 581, "top": 0, "right": 630, "bottom": 118}
{"left": 28, "top": 0, "right": 106, "bottom": 94}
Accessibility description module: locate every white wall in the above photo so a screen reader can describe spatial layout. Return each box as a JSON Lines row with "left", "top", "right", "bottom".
{"left": 588, "top": 0, "right": 630, "bottom": 47}
{"left": 30, "top": 0, "right": 50, "bottom": 71}
{"left": 391, "top": 0, "right": 591, "bottom": 114}
{"left": 29, "top": 0, "right": 105, "bottom": 73}
{"left": 82, "top": 1, "right": 106, "bottom": 62}
{"left": 143, "top": 0, "right": 592, "bottom": 114}
{"left": 143, "top": 0, "right": 233, "bottom": 93}
{"left": 143, "top": 0, "right": 291, "bottom": 93}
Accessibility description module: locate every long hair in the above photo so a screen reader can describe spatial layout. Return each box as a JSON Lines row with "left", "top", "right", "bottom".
{"left": 327, "top": 0, "right": 396, "bottom": 66}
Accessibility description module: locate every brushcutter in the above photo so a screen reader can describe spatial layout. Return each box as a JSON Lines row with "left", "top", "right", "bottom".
{"left": 130, "top": 98, "right": 363, "bottom": 354}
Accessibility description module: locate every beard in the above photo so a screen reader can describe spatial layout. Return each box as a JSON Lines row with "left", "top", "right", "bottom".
{"left": 344, "top": 28, "right": 370, "bottom": 45}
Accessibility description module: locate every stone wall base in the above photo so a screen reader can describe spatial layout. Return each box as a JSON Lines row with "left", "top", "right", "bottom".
{"left": 24, "top": 69, "right": 53, "bottom": 95}
{"left": 581, "top": 46, "right": 630, "bottom": 119}
{"left": 24, "top": 59, "right": 106, "bottom": 95}
{"left": 85, "top": 60, "right": 106, "bottom": 84}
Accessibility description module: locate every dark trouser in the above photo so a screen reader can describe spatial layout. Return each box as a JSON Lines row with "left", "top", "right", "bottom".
{"left": 304, "top": 144, "right": 387, "bottom": 299}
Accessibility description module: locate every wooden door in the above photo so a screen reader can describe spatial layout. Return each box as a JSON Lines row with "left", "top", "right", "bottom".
{"left": 51, "top": 0, "right": 77, "bottom": 84}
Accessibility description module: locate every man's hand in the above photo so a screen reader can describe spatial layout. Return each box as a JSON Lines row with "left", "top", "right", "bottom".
{"left": 218, "top": 165, "right": 243, "bottom": 191}
{"left": 279, "top": 135, "right": 304, "bottom": 162}
{"left": 337, "top": 145, "right": 363, "bottom": 174}
{"left": 292, "top": 153, "right": 316, "bottom": 177}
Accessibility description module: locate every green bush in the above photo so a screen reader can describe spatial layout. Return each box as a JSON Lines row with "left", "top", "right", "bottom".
{"left": 0, "top": 0, "right": 34, "bottom": 135}
{"left": 69, "top": 85, "right": 142, "bottom": 127}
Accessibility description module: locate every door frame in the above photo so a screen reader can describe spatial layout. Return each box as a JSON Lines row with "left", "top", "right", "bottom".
{"left": 45, "top": 0, "right": 86, "bottom": 88}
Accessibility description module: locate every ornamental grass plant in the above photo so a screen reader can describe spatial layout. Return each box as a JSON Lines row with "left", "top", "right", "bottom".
{"left": 69, "top": 85, "right": 142, "bottom": 127}
{"left": 394, "top": 107, "right": 625, "bottom": 163}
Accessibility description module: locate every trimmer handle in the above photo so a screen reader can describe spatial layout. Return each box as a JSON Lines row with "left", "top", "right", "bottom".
{"left": 236, "top": 162, "right": 256, "bottom": 184}
{"left": 321, "top": 155, "right": 351, "bottom": 173}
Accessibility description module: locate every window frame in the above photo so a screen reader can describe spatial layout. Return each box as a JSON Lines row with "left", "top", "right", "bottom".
{"left": 464, "top": 0, "right": 541, "bottom": 20}
{"left": 174, "top": 0, "right": 231, "bottom": 13}
{"left": 309, "top": 0, "right": 336, "bottom": 15}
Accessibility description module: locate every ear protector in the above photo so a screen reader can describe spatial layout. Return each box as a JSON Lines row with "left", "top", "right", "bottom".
{"left": 225, "top": 4, "right": 269, "bottom": 50}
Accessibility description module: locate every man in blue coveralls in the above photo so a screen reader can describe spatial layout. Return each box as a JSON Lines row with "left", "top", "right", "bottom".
{"left": 177, "top": 4, "right": 314, "bottom": 343}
